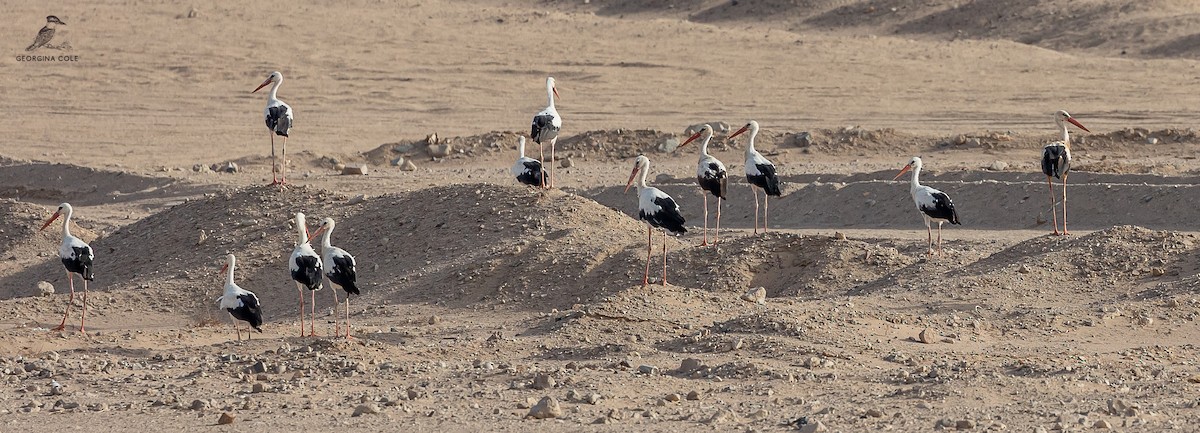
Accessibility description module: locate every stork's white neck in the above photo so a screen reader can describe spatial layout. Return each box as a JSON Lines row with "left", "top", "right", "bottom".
{"left": 908, "top": 163, "right": 922, "bottom": 192}
{"left": 517, "top": 139, "right": 526, "bottom": 159}
{"left": 743, "top": 125, "right": 759, "bottom": 155}
{"left": 1057, "top": 119, "right": 1070, "bottom": 146}
{"left": 699, "top": 131, "right": 713, "bottom": 157}
{"left": 268, "top": 77, "right": 283, "bottom": 101}
{"left": 545, "top": 81, "right": 556, "bottom": 108}
{"left": 320, "top": 221, "right": 335, "bottom": 249}
{"left": 636, "top": 161, "right": 649, "bottom": 190}
{"left": 225, "top": 256, "right": 237, "bottom": 287}
{"left": 60, "top": 206, "right": 73, "bottom": 240}
{"left": 295, "top": 215, "right": 309, "bottom": 245}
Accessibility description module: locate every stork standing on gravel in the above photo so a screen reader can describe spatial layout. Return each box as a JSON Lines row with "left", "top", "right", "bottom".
{"left": 727, "top": 120, "right": 781, "bottom": 234}
{"left": 1042, "top": 110, "right": 1090, "bottom": 236}
{"left": 679, "top": 124, "right": 727, "bottom": 246}
{"left": 39, "top": 202, "right": 93, "bottom": 333}
{"left": 894, "top": 156, "right": 960, "bottom": 256}
{"left": 289, "top": 212, "right": 322, "bottom": 337}
{"left": 530, "top": 76, "right": 561, "bottom": 188}
{"left": 217, "top": 254, "right": 263, "bottom": 340}
{"left": 625, "top": 155, "right": 687, "bottom": 287}
{"left": 253, "top": 71, "right": 294, "bottom": 187}
{"left": 512, "top": 136, "right": 549, "bottom": 188}
{"left": 308, "top": 217, "right": 359, "bottom": 339}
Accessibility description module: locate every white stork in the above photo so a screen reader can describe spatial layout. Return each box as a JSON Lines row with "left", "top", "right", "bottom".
{"left": 530, "top": 76, "right": 561, "bottom": 188}
{"left": 894, "top": 156, "right": 961, "bottom": 256}
{"left": 1042, "top": 110, "right": 1090, "bottom": 236}
{"left": 38, "top": 202, "right": 93, "bottom": 333}
{"left": 512, "top": 136, "right": 549, "bottom": 188}
{"left": 289, "top": 212, "right": 322, "bottom": 337}
{"left": 727, "top": 120, "right": 781, "bottom": 234}
{"left": 217, "top": 254, "right": 263, "bottom": 340}
{"left": 308, "top": 217, "right": 359, "bottom": 339}
{"left": 679, "top": 124, "right": 728, "bottom": 246}
{"left": 253, "top": 71, "right": 294, "bottom": 187}
{"left": 624, "top": 155, "right": 687, "bottom": 287}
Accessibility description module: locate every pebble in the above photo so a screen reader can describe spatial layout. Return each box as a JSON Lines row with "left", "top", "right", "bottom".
{"left": 190, "top": 399, "right": 208, "bottom": 410}
{"left": 526, "top": 396, "right": 561, "bottom": 419}
{"left": 988, "top": 160, "right": 1009, "bottom": 171}
{"left": 585, "top": 393, "right": 602, "bottom": 405}
{"left": 400, "top": 160, "right": 417, "bottom": 171}
{"left": 955, "top": 419, "right": 975, "bottom": 429}
{"left": 918, "top": 328, "right": 935, "bottom": 344}
{"left": 866, "top": 408, "right": 883, "bottom": 417}
{"left": 36, "top": 281, "right": 54, "bottom": 297}
{"left": 428, "top": 315, "right": 442, "bottom": 325}
{"left": 740, "top": 287, "right": 767, "bottom": 304}
{"left": 678, "top": 358, "right": 703, "bottom": 373}
{"left": 797, "top": 420, "right": 828, "bottom": 433}
{"left": 220, "top": 162, "right": 239, "bottom": 173}
{"left": 342, "top": 164, "right": 369, "bottom": 175}
{"left": 1018, "top": 264, "right": 1032, "bottom": 274}
{"left": 638, "top": 364, "right": 659, "bottom": 375}
{"left": 252, "top": 383, "right": 267, "bottom": 393}
{"left": 531, "top": 373, "right": 556, "bottom": 390}
{"left": 352, "top": 404, "right": 380, "bottom": 417}
{"left": 217, "top": 412, "right": 235, "bottom": 425}
{"left": 1094, "top": 420, "right": 1112, "bottom": 429}
{"left": 686, "top": 390, "right": 702, "bottom": 401}
{"left": 665, "top": 393, "right": 681, "bottom": 402}
{"left": 560, "top": 157, "right": 573, "bottom": 168}
{"left": 705, "top": 408, "right": 736, "bottom": 425}
{"left": 430, "top": 144, "right": 453, "bottom": 158}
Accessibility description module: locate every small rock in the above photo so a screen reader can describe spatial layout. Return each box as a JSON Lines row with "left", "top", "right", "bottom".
{"left": 220, "top": 162, "right": 239, "bottom": 173}
{"left": 988, "top": 160, "right": 1009, "bottom": 171}
{"left": 659, "top": 138, "right": 680, "bottom": 153}
{"left": 428, "top": 315, "right": 441, "bottom": 325}
{"left": 217, "top": 412, "right": 235, "bottom": 425}
{"left": 37, "top": 281, "right": 54, "bottom": 297}
{"left": 740, "top": 287, "right": 767, "bottom": 304}
{"left": 190, "top": 399, "right": 208, "bottom": 411}
{"left": 560, "top": 157, "right": 574, "bottom": 168}
{"left": 399, "top": 159, "right": 417, "bottom": 171}
{"left": 425, "top": 132, "right": 439, "bottom": 145}
{"left": 665, "top": 393, "right": 681, "bottom": 402}
{"left": 196, "top": 230, "right": 208, "bottom": 246}
{"left": 192, "top": 163, "right": 212, "bottom": 173}
{"left": 1094, "top": 420, "right": 1111, "bottom": 429}
{"left": 531, "top": 373, "right": 556, "bottom": 390}
{"left": 1018, "top": 264, "right": 1032, "bottom": 274}
{"left": 391, "top": 156, "right": 405, "bottom": 166}
{"left": 637, "top": 364, "right": 658, "bottom": 375}
{"left": 430, "top": 144, "right": 453, "bottom": 158}
{"left": 678, "top": 358, "right": 703, "bottom": 373}
{"left": 1150, "top": 268, "right": 1165, "bottom": 277}
{"left": 791, "top": 131, "right": 814, "bottom": 147}
{"left": 833, "top": 232, "right": 846, "bottom": 241}
{"left": 526, "top": 396, "right": 562, "bottom": 419}
{"left": 918, "top": 328, "right": 935, "bottom": 344}
{"left": 249, "top": 360, "right": 267, "bottom": 374}
{"left": 585, "top": 393, "right": 602, "bottom": 405}
{"left": 866, "top": 408, "right": 883, "bottom": 417}
{"left": 342, "top": 164, "right": 369, "bottom": 175}
{"left": 705, "top": 408, "right": 736, "bottom": 425}
{"left": 747, "top": 409, "right": 769, "bottom": 420}
{"left": 955, "top": 419, "right": 975, "bottom": 429}
{"left": 686, "top": 390, "right": 701, "bottom": 401}
{"left": 252, "top": 383, "right": 266, "bottom": 393}
{"left": 1147, "top": 137, "right": 1159, "bottom": 145}
{"left": 797, "top": 420, "right": 828, "bottom": 433}
{"left": 352, "top": 404, "right": 380, "bottom": 417}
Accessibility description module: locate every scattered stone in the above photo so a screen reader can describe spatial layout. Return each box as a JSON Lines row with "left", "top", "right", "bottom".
{"left": 797, "top": 420, "right": 828, "bottom": 433}
{"left": 560, "top": 157, "right": 574, "bottom": 168}
{"left": 585, "top": 393, "right": 602, "bottom": 405}
{"left": 918, "top": 328, "right": 935, "bottom": 344}
{"left": 791, "top": 131, "right": 814, "bottom": 147}
{"left": 190, "top": 399, "right": 208, "bottom": 410}
{"left": 430, "top": 144, "right": 453, "bottom": 158}
{"left": 706, "top": 408, "right": 736, "bottom": 425}
{"left": 217, "top": 412, "right": 235, "bottom": 425}
{"left": 427, "top": 315, "right": 442, "bottom": 325}
{"left": 37, "top": 281, "right": 54, "bottom": 297}
{"left": 686, "top": 390, "right": 702, "bottom": 401}
{"left": 833, "top": 231, "right": 847, "bottom": 241}
{"left": 342, "top": 164, "right": 369, "bottom": 175}
{"left": 252, "top": 383, "right": 266, "bottom": 393}
{"left": 526, "top": 396, "right": 561, "bottom": 419}
{"left": 425, "top": 132, "right": 439, "bottom": 145}
{"left": 192, "top": 163, "right": 212, "bottom": 173}
{"left": 1094, "top": 420, "right": 1112, "bottom": 429}
{"left": 637, "top": 364, "right": 659, "bottom": 375}
{"left": 1147, "top": 137, "right": 1159, "bottom": 145}
{"left": 220, "top": 162, "right": 239, "bottom": 173}
{"left": 196, "top": 230, "right": 208, "bottom": 246}
{"left": 399, "top": 159, "right": 417, "bottom": 171}
{"left": 659, "top": 138, "right": 680, "bottom": 153}
{"left": 866, "top": 408, "right": 883, "bottom": 417}
{"left": 406, "top": 389, "right": 422, "bottom": 400}
{"left": 988, "top": 160, "right": 1009, "bottom": 171}
{"left": 352, "top": 404, "right": 380, "bottom": 417}
{"left": 740, "top": 287, "right": 767, "bottom": 304}
{"left": 678, "top": 358, "right": 703, "bottom": 373}
{"left": 347, "top": 194, "right": 367, "bottom": 205}
{"left": 249, "top": 360, "right": 267, "bottom": 374}
{"left": 531, "top": 373, "right": 556, "bottom": 390}
{"left": 955, "top": 419, "right": 975, "bottom": 429}
{"left": 1018, "top": 264, "right": 1032, "bottom": 274}
{"left": 391, "top": 156, "right": 405, "bottom": 166}
{"left": 665, "top": 393, "right": 681, "bottom": 402}
{"left": 747, "top": 409, "right": 769, "bottom": 420}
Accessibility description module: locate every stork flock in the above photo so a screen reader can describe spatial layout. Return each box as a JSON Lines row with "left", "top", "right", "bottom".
{"left": 34, "top": 71, "right": 1091, "bottom": 340}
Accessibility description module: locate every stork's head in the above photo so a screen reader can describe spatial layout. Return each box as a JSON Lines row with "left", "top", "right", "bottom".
{"left": 307, "top": 217, "right": 336, "bottom": 243}
{"left": 46, "top": 16, "right": 65, "bottom": 25}
{"left": 39, "top": 202, "right": 71, "bottom": 231}
{"left": 546, "top": 76, "right": 559, "bottom": 99}
{"left": 680, "top": 124, "right": 714, "bottom": 148}
{"left": 253, "top": 71, "right": 283, "bottom": 93}
{"left": 893, "top": 156, "right": 922, "bottom": 180}
{"left": 221, "top": 254, "right": 236, "bottom": 275}
{"left": 624, "top": 155, "right": 649, "bottom": 193}
{"left": 728, "top": 120, "right": 760, "bottom": 141}
{"left": 1054, "top": 110, "right": 1090, "bottom": 132}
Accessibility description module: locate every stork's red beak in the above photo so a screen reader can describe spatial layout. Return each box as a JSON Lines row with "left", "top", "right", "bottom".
{"left": 1066, "top": 117, "right": 1090, "bottom": 133}
{"left": 893, "top": 164, "right": 912, "bottom": 180}
{"left": 679, "top": 130, "right": 704, "bottom": 148}
{"left": 624, "top": 167, "right": 640, "bottom": 193}
{"left": 552, "top": 87, "right": 560, "bottom": 100}
{"left": 252, "top": 78, "right": 273, "bottom": 93}
{"left": 39, "top": 212, "right": 61, "bottom": 232}
{"left": 220, "top": 263, "right": 228, "bottom": 275}
{"left": 307, "top": 226, "right": 326, "bottom": 243}
{"left": 728, "top": 124, "right": 750, "bottom": 140}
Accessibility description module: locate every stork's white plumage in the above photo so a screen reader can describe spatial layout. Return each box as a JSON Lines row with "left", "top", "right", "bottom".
{"left": 625, "top": 155, "right": 687, "bottom": 287}
{"left": 253, "top": 71, "right": 294, "bottom": 187}
{"left": 39, "top": 202, "right": 94, "bottom": 333}
{"left": 512, "top": 136, "right": 549, "bottom": 188}
{"left": 309, "top": 217, "right": 359, "bottom": 339}
{"left": 894, "top": 156, "right": 960, "bottom": 256}
{"left": 728, "top": 120, "right": 781, "bottom": 234}
{"left": 679, "top": 124, "right": 728, "bottom": 246}
{"left": 530, "top": 77, "right": 561, "bottom": 188}
{"left": 289, "top": 212, "right": 322, "bottom": 337}
{"left": 217, "top": 254, "right": 263, "bottom": 340}
{"left": 1041, "top": 110, "right": 1090, "bottom": 236}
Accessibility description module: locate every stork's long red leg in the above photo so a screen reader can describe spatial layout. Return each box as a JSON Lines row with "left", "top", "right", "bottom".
{"left": 309, "top": 289, "right": 316, "bottom": 337}
{"left": 937, "top": 222, "right": 944, "bottom": 255}
{"left": 330, "top": 283, "right": 340, "bottom": 336}
{"left": 1046, "top": 176, "right": 1060, "bottom": 235}
{"left": 715, "top": 196, "right": 722, "bottom": 247}
{"left": 270, "top": 132, "right": 279, "bottom": 185}
{"left": 1061, "top": 173, "right": 1070, "bottom": 235}
{"left": 701, "top": 194, "right": 709, "bottom": 246}
{"left": 79, "top": 279, "right": 88, "bottom": 333}
{"left": 344, "top": 296, "right": 353, "bottom": 339}
{"left": 297, "top": 284, "right": 305, "bottom": 337}
{"left": 752, "top": 186, "right": 761, "bottom": 235}
{"left": 661, "top": 230, "right": 668, "bottom": 286}
{"left": 54, "top": 272, "right": 74, "bottom": 331}
{"left": 643, "top": 225, "right": 651, "bottom": 287}
{"left": 549, "top": 137, "right": 556, "bottom": 188}
{"left": 764, "top": 194, "right": 770, "bottom": 233}
{"left": 538, "top": 142, "right": 546, "bottom": 189}
{"left": 926, "top": 220, "right": 933, "bottom": 257}
{"left": 279, "top": 136, "right": 289, "bottom": 187}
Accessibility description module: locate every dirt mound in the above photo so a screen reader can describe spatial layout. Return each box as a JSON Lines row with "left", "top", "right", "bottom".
{"left": 0, "top": 161, "right": 179, "bottom": 207}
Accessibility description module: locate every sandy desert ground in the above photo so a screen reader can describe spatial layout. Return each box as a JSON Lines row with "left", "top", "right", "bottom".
{"left": 3, "top": 0, "right": 1200, "bottom": 431}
